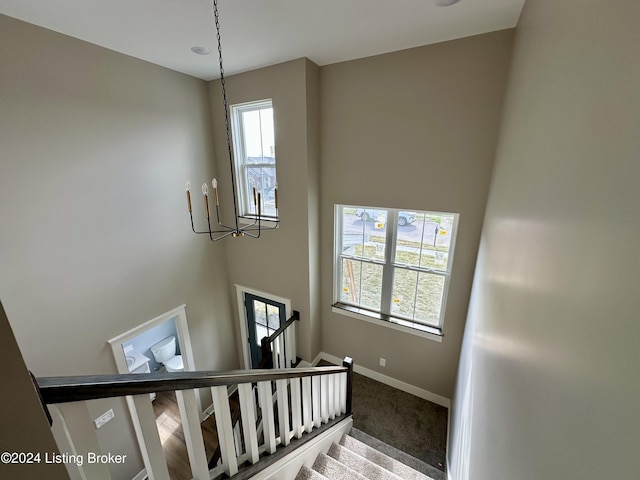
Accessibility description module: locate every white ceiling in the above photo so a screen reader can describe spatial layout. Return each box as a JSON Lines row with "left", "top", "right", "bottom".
{"left": 0, "top": 0, "right": 525, "bottom": 81}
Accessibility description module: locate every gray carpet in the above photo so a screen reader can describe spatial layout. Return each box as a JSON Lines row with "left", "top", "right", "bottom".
{"left": 319, "top": 360, "right": 448, "bottom": 473}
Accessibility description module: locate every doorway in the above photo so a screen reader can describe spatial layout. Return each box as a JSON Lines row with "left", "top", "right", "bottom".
{"left": 245, "top": 293, "right": 286, "bottom": 368}
{"left": 235, "top": 285, "right": 292, "bottom": 369}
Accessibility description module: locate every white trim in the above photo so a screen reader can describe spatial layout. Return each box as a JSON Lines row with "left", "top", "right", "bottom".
{"left": 249, "top": 417, "right": 353, "bottom": 480}
{"left": 295, "top": 351, "right": 322, "bottom": 369}
{"left": 320, "top": 352, "right": 450, "bottom": 408}
{"left": 234, "top": 284, "right": 292, "bottom": 370}
{"left": 108, "top": 306, "right": 200, "bottom": 480}
{"left": 332, "top": 306, "right": 443, "bottom": 343}
{"left": 131, "top": 469, "right": 148, "bottom": 480}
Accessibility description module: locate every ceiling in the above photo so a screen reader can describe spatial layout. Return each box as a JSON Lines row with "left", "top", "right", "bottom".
{"left": 0, "top": 0, "right": 525, "bottom": 81}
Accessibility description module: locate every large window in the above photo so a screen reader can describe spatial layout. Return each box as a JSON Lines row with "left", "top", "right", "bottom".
{"left": 230, "top": 99, "right": 277, "bottom": 218}
{"left": 333, "top": 205, "right": 458, "bottom": 335}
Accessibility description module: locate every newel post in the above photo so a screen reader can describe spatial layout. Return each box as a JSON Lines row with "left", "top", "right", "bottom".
{"left": 342, "top": 356, "right": 354, "bottom": 414}
{"left": 260, "top": 336, "right": 273, "bottom": 369}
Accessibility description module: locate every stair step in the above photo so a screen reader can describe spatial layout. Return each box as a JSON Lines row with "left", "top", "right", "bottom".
{"left": 348, "top": 428, "right": 444, "bottom": 480}
{"left": 296, "top": 465, "right": 329, "bottom": 480}
{"left": 327, "top": 443, "right": 404, "bottom": 480}
{"left": 313, "top": 452, "right": 369, "bottom": 480}
{"left": 339, "top": 434, "right": 434, "bottom": 480}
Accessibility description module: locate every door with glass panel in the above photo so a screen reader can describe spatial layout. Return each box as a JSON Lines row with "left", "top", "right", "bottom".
{"left": 244, "top": 293, "right": 286, "bottom": 368}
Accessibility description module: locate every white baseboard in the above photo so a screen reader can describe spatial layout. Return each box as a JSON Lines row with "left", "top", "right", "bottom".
{"left": 319, "top": 352, "right": 450, "bottom": 408}
{"left": 131, "top": 468, "right": 147, "bottom": 480}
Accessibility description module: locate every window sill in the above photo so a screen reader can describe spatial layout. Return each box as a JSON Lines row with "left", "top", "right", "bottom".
{"left": 331, "top": 303, "right": 443, "bottom": 343}
{"left": 238, "top": 215, "right": 279, "bottom": 228}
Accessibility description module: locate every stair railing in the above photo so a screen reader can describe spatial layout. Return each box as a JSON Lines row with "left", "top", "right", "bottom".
{"left": 36, "top": 357, "right": 353, "bottom": 480}
{"left": 259, "top": 310, "right": 300, "bottom": 369}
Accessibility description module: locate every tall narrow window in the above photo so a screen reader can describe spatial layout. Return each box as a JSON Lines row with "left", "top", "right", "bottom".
{"left": 334, "top": 205, "right": 458, "bottom": 335}
{"left": 230, "top": 99, "right": 277, "bottom": 218}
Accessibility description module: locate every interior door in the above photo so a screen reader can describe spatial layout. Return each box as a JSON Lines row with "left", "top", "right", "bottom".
{"left": 245, "top": 293, "right": 286, "bottom": 368}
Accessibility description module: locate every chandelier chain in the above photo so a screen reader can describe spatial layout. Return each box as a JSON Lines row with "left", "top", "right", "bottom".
{"left": 212, "top": 0, "right": 240, "bottom": 230}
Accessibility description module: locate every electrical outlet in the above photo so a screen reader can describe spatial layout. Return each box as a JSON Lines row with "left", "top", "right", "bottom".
{"left": 94, "top": 409, "right": 115, "bottom": 429}
{"left": 379, "top": 357, "right": 386, "bottom": 367}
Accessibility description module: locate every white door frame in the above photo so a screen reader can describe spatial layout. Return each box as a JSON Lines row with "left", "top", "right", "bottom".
{"left": 235, "top": 284, "right": 292, "bottom": 370}
{"left": 108, "top": 304, "right": 197, "bottom": 380}
{"left": 107, "top": 305, "right": 200, "bottom": 479}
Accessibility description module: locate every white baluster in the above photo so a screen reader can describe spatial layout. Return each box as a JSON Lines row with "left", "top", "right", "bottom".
{"left": 327, "top": 374, "right": 335, "bottom": 420}
{"left": 285, "top": 326, "right": 294, "bottom": 367}
{"left": 238, "top": 383, "right": 259, "bottom": 464}
{"left": 211, "top": 386, "right": 238, "bottom": 476}
{"left": 333, "top": 374, "right": 341, "bottom": 417}
{"left": 175, "top": 389, "right": 209, "bottom": 479}
{"left": 272, "top": 340, "right": 278, "bottom": 369}
{"left": 258, "top": 381, "right": 277, "bottom": 454}
{"left": 340, "top": 372, "right": 347, "bottom": 414}
{"left": 320, "top": 375, "right": 329, "bottom": 424}
{"left": 233, "top": 421, "right": 242, "bottom": 456}
{"left": 276, "top": 379, "right": 290, "bottom": 446}
{"left": 277, "top": 335, "right": 286, "bottom": 369}
{"left": 290, "top": 322, "right": 297, "bottom": 366}
{"left": 312, "top": 375, "right": 321, "bottom": 428}
{"left": 129, "top": 394, "right": 170, "bottom": 480}
{"left": 302, "top": 376, "right": 313, "bottom": 433}
{"left": 290, "top": 377, "right": 303, "bottom": 438}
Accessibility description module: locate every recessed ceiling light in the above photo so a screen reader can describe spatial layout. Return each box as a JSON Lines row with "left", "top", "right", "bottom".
{"left": 191, "top": 46, "right": 211, "bottom": 55}
{"left": 435, "top": 0, "right": 461, "bottom": 6}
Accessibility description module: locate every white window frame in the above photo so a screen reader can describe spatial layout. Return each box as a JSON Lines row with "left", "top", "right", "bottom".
{"left": 332, "top": 205, "right": 459, "bottom": 341}
{"left": 230, "top": 99, "right": 278, "bottom": 220}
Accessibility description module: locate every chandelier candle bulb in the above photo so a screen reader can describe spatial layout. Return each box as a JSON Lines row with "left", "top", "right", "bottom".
{"left": 185, "top": 181, "right": 192, "bottom": 212}
{"left": 202, "top": 183, "right": 210, "bottom": 218}
{"left": 212, "top": 178, "right": 219, "bottom": 205}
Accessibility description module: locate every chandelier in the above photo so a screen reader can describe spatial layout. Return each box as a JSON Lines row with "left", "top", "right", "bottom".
{"left": 185, "top": 0, "right": 279, "bottom": 241}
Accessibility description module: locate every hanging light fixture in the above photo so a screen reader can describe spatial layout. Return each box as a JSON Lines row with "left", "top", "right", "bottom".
{"left": 185, "top": 0, "right": 279, "bottom": 241}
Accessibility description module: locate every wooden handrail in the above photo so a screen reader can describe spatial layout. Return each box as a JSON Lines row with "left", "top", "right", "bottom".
{"left": 264, "top": 310, "right": 299, "bottom": 345}
{"left": 259, "top": 310, "right": 300, "bottom": 369}
{"left": 36, "top": 365, "right": 347, "bottom": 404}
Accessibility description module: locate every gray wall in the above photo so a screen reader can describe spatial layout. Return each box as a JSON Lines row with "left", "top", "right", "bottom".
{"left": 0, "top": 15, "right": 235, "bottom": 479}
{"left": 449, "top": 1, "right": 640, "bottom": 479}
{"left": 319, "top": 30, "right": 514, "bottom": 399}
{"left": 208, "top": 58, "right": 322, "bottom": 364}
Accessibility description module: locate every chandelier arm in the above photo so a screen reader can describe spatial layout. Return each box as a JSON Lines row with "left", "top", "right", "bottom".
{"left": 190, "top": 212, "right": 220, "bottom": 235}
{"left": 209, "top": 230, "right": 239, "bottom": 242}
{"left": 241, "top": 223, "right": 279, "bottom": 232}
{"left": 241, "top": 230, "right": 260, "bottom": 239}
{"left": 212, "top": 204, "right": 236, "bottom": 230}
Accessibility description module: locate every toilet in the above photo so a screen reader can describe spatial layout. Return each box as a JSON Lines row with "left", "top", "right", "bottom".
{"left": 150, "top": 336, "right": 184, "bottom": 372}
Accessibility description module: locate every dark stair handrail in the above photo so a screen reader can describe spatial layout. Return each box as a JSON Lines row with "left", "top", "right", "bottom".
{"left": 36, "top": 364, "right": 349, "bottom": 404}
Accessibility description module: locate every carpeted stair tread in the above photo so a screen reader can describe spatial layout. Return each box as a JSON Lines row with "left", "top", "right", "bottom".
{"left": 312, "top": 452, "right": 369, "bottom": 480}
{"left": 339, "top": 434, "right": 434, "bottom": 480}
{"left": 296, "top": 465, "right": 330, "bottom": 480}
{"left": 327, "top": 443, "right": 405, "bottom": 480}
{"left": 348, "top": 429, "right": 445, "bottom": 480}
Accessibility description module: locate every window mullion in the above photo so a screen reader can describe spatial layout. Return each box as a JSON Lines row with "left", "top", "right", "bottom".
{"left": 380, "top": 209, "right": 397, "bottom": 315}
